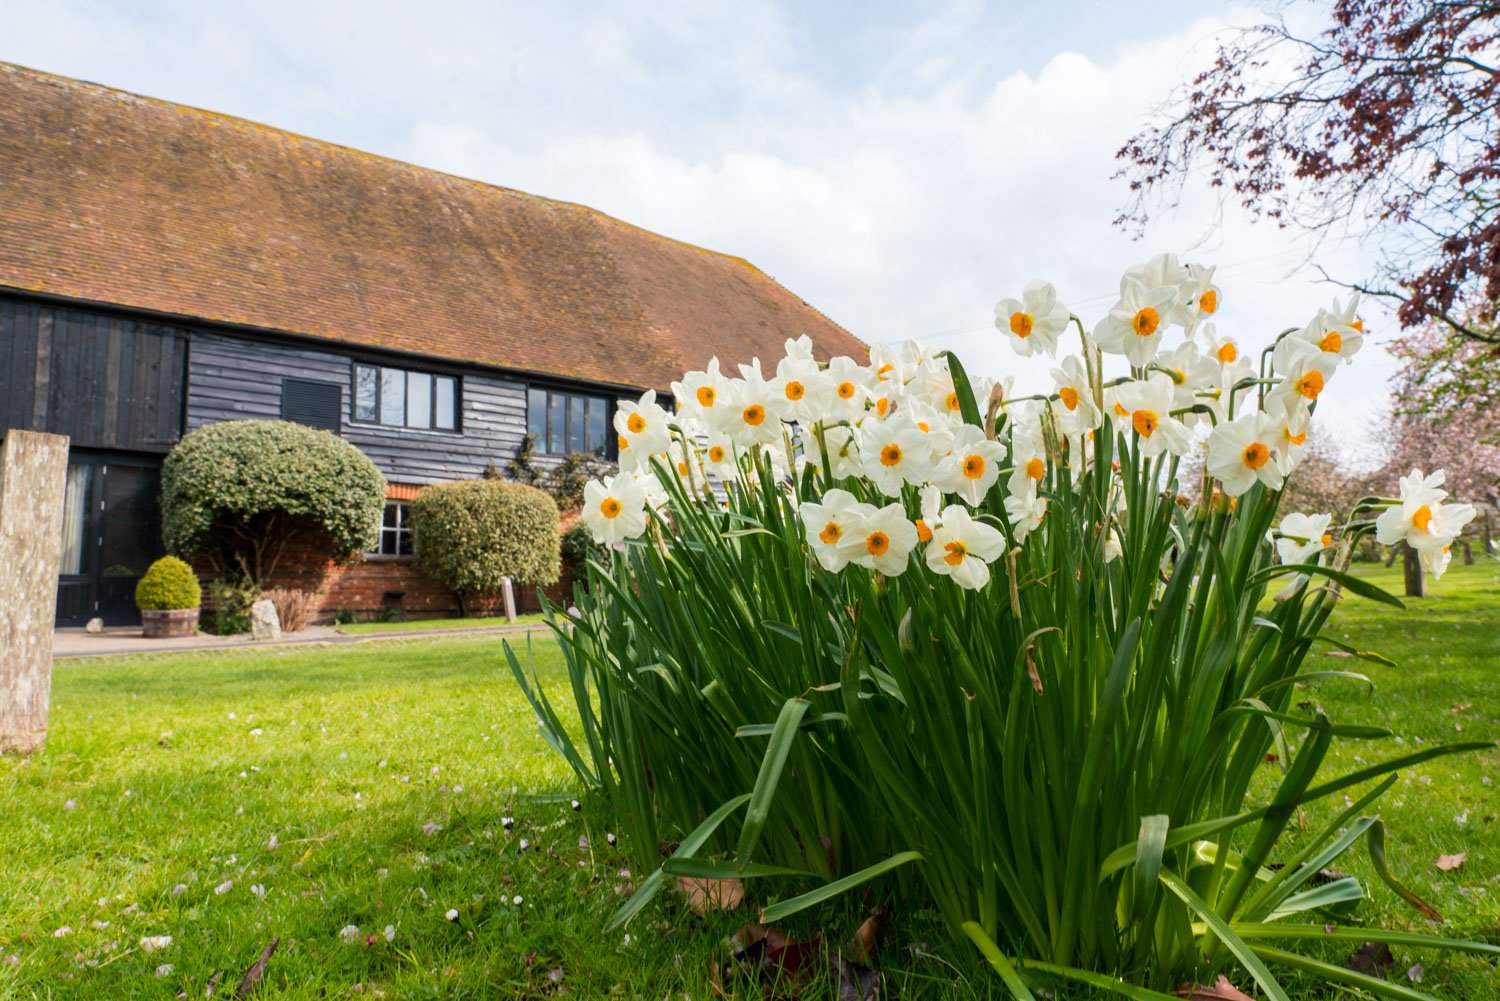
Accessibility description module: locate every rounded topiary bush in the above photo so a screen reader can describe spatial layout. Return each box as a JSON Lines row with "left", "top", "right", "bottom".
{"left": 408, "top": 479, "right": 561, "bottom": 614}
{"left": 135, "top": 556, "right": 203, "bottom": 611}
{"left": 161, "top": 420, "right": 386, "bottom": 584}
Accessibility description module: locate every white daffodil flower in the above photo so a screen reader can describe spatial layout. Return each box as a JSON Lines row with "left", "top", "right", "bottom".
{"left": 926, "top": 504, "right": 1006, "bottom": 589}
{"left": 837, "top": 501, "right": 919, "bottom": 575}
{"left": 1267, "top": 338, "right": 1338, "bottom": 417}
{"left": 1007, "top": 423, "right": 1049, "bottom": 497}
{"left": 702, "top": 432, "right": 738, "bottom": 483}
{"left": 1179, "top": 263, "right": 1221, "bottom": 335}
{"left": 1049, "top": 355, "right": 1101, "bottom": 432}
{"left": 671, "top": 358, "right": 727, "bottom": 423}
{"left": 856, "top": 414, "right": 935, "bottom": 498}
{"left": 784, "top": 334, "right": 815, "bottom": 361}
{"left": 932, "top": 424, "right": 1007, "bottom": 506}
{"left": 1094, "top": 277, "right": 1180, "bottom": 368}
{"left": 1315, "top": 293, "right": 1365, "bottom": 363}
{"left": 1274, "top": 408, "right": 1311, "bottom": 476}
{"left": 995, "top": 280, "right": 1072, "bottom": 358}
{"left": 1154, "top": 341, "right": 1220, "bottom": 428}
{"left": 1005, "top": 488, "right": 1048, "bottom": 544}
{"left": 712, "top": 372, "right": 785, "bottom": 447}
{"left": 1113, "top": 374, "right": 1192, "bottom": 457}
{"left": 820, "top": 356, "right": 872, "bottom": 423}
{"left": 1375, "top": 468, "right": 1477, "bottom": 556}
{"left": 773, "top": 353, "right": 828, "bottom": 425}
{"left": 1207, "top": 413, "right": 1285, "bottom": 496}
{"left": 800, "top": 488, "right": 874, "bottom": 572}
{"left": 582, "top": 474, "right": 649, "bottom": 546}
{"left": 904, "top": 398, "right": 957, "bottom": 457}
{"left": 614, "top": 390, "right": 673, "bottom": 462}
{"left": 1275, "top": 512, "right": 1334, "bottom": 565}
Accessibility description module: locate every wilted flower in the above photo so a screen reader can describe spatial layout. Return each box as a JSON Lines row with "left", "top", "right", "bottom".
{"left": 339, "top": 925, "right": 362, "bottom": 943}
{"left": 139, "top": 935, "right": 172, "bottom": 953}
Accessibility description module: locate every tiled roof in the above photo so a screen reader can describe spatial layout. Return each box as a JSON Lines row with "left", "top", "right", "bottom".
{"left": 0, "top": 62, "right": 865, "bottom": 390}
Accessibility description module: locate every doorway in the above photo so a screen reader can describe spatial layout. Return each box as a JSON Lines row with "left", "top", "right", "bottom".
{"left": 56, "top": 455, "right": 165, "bottom": 627}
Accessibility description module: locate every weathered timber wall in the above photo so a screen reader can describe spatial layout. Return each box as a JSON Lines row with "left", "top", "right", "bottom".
{"left": 0, "top": 430, "right": 70, "bottom": 754}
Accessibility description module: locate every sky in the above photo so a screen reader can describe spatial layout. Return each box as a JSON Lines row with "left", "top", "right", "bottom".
{"left": 0, "top": 0, "right": 1396, "bottom": 463}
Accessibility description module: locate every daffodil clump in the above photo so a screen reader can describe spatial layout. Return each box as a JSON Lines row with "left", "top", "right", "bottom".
{"left": 511, "top": 255, "right": 1493, "bottom": 1000}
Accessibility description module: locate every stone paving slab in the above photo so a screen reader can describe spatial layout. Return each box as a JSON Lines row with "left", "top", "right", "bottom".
{"left": 53, "top": 622, "right": 550, "bottom": 660}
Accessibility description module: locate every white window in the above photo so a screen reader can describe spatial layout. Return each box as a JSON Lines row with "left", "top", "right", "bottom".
{"left": 368, "top": 501, "right": 414, "bottom": 557}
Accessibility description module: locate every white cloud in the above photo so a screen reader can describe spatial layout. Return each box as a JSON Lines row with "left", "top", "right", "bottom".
{"left": 0, "top": 0, "right": 1398, "bottom": 457}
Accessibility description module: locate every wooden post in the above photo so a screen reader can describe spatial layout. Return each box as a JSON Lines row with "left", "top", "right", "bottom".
{"left": 0, "top": 431, "right": 70, "bottom": 754}
{"left": 1401, "top": 544, "right": 1427, "bottom": 599}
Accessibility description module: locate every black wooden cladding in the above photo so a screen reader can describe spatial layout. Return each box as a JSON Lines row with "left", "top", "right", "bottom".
{"left": 1, "top": 296, "right": 186, "bottom": 452}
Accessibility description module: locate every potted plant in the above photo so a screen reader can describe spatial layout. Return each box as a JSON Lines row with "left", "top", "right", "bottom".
{"left": 135, "top": 556, "right": 203, "bottom": 638}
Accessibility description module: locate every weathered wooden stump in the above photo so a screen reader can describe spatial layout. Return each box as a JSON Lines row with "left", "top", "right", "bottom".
{"left": 0, "top": 430, "right": 69, "bottom": 754}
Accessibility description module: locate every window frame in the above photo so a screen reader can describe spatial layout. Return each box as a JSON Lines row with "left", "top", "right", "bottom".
{"left": 366, "top": 500, "right": 416, "bottom": 559}
{"left": 526, "top": 385, "right": 615, "bottom": 458}
{"left": 350, "top": 361, "right": 462, "bottom": 433}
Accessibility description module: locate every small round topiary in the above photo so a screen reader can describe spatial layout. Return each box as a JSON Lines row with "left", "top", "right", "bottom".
{"left": 408, "top": 479, "right": 561, "bottom": 614}
{"left": 135, "top": 556, "right": 203, "bottom": 611}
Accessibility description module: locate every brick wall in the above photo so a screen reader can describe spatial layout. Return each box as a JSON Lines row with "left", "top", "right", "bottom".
{"left": 219, "top": 508, "right": 585, "bottom": 623}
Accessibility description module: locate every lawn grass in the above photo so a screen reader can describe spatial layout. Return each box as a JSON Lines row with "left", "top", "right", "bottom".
{"left": 0, "top": 562, "right": 1495, "bottom": 998}
{"left": 333, "top": 613, "right": 547, "bottom": 636}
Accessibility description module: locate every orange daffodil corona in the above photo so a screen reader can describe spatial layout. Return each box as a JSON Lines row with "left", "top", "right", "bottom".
{"left": 582, "top": 255, "right": 1459, "bottom": 586}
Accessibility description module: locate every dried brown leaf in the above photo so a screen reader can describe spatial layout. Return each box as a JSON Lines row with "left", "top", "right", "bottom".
{"left": 235, "top": 938, "right": 279, "bottom": 998}
{"left": 1173, "top": 975, "right": 1254, "bottom": 1000}
{"left": 846, "top": 909, "right": 887, "bottom": 965}
{"left": 677, "top": 876, "right": 744, "bottom": 914}
{"left": 1436, "top": 852, "right": 1467, "bottom": 871}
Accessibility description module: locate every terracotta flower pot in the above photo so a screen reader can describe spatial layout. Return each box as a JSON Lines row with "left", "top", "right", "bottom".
{"left": 140, "top": 608, "right": 200, "bottom": 639}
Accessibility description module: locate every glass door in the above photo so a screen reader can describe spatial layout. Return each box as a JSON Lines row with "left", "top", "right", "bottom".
{"left": 54, "top": 457, "right": 165, "bottom": 627}
{"left": 55, "top": 462, "right": 95, "bottom": 626}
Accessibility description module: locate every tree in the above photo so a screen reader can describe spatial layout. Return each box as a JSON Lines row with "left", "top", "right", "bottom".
{"left": 161, "top": 420, "right": 386, "bottom": 586}
{"left": 1116, "top": 1, "right": 1500, "bottom": 342}
{"left": 1388, "top": 315, "right": 1500, "bottom": 434}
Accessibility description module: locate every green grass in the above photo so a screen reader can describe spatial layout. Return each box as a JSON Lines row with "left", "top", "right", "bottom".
{"left": 333, "top": 613, "right": 547, "bottom": 636}
{"left": 0, "top": 562, "right": 1495, "bottom": 998}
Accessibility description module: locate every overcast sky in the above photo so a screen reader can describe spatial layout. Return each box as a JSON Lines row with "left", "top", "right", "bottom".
{"left": 0, "top": 0, "right": 1395, "bottom": 462}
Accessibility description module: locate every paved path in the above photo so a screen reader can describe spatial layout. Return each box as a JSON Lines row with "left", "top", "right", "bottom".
{"left": 53, "top": 622, "right": 552, "bottom": 659}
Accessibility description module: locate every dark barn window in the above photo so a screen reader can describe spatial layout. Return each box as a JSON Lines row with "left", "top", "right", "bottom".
{"left": 526, "top": 387, "right": 611, "bottom": 456}
{"left": 353, "top": 363, "right": 458, "bottom": 431}
{"left": 281, "top": 378, "right": 343, "bottom": 432}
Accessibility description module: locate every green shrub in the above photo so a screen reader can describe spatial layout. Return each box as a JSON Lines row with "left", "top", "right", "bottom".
{"left": 134, "top": 556, "right": 202, "bottom": 611}
{"left": 409, "top": 479, "right": 560, "bottom": 615}
{"left": 161, "top": 420, "right": 386, "bottom": 585}
{"left": 206, "top": 578, "right": 259, "bottom": 635}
